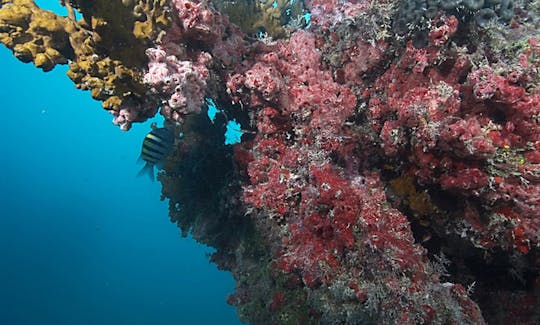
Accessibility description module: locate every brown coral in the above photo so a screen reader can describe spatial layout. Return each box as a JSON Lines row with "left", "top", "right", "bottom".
{"left": 212, "top": 0, "right": 305, "bottom": 38}
{"left": 0, "top": 0, "right": 170, "bottom": 116}
{"left": 0, "top": 0, "right": 74, "bottom": 71}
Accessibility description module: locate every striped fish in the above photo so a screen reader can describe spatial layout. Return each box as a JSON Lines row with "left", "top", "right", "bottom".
{"left": 137, "top": 127, "right": 175, "bottom": 181}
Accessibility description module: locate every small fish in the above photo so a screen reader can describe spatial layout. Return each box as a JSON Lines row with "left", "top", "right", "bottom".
{"left": 138, "top": 126, "right": 175, "bottom": 181}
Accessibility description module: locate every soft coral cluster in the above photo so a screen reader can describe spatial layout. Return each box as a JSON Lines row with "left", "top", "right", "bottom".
{"left": 144, "top": 44, "right": 211, "bottom": 122}
{"left": 115, "top": 0, "right": 246, "bottom": 130}
{"left": 366, "top": 15, "right": 540, "bottom": 255}
{"left": 228, "top": 29, "right": 485, "bottom": 323}
{"left": 142, "top": 0, "right": 219, "bottom": 125}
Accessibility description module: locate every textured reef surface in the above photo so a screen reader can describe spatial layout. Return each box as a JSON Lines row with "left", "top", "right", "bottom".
{"left": 2, "top": 0, "right": 539, "bottom": 324}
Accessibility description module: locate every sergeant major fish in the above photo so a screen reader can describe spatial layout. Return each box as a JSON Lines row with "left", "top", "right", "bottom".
{"left": 138, "top": 126, "right": 175, "bottom": 181}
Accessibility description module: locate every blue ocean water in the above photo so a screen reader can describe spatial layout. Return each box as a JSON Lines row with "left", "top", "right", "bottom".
{"left": 0, "top": 4, "right": 241, "bottom": 325}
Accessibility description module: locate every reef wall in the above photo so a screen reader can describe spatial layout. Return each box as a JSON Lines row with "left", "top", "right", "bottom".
{"left": 2, "top": 0, "right": 539, "bottom": 324}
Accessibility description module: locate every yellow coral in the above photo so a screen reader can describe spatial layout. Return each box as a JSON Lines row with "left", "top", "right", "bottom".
{"left": 389, "top": 175, "right": 438, "bottom": 222}
{"left": 212, "top": 0, "right": 305, "bottom": 38}
{"left": 0, "top": 0, "right": 74, "bottom": 70}
{"left": 0, "top": 0, "right": 170, "bottom": 113}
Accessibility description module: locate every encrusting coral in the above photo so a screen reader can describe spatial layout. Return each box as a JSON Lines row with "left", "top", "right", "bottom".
{"left": 2, "top": 0, "right": 539, "bottom": 324}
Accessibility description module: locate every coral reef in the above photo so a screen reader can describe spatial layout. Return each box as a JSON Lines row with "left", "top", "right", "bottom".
{"left": 2, "top": 0, "right": 539, "bottom": 324}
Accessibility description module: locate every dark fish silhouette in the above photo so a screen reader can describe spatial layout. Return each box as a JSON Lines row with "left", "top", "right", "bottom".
{"left": 137, "top": 127, "right": 174, "bottom": 181}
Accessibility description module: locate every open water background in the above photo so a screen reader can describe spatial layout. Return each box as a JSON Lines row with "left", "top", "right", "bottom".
{"left": 0, "top": 2, "right": 241, "bottom": 324}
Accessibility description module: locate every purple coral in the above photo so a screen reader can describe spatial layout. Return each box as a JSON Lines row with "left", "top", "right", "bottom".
{"left": 144, "top": 46, "right": 210, "bottom": 122}
{"left": 138, "top": 0, "right": 247, "bottom": 125}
